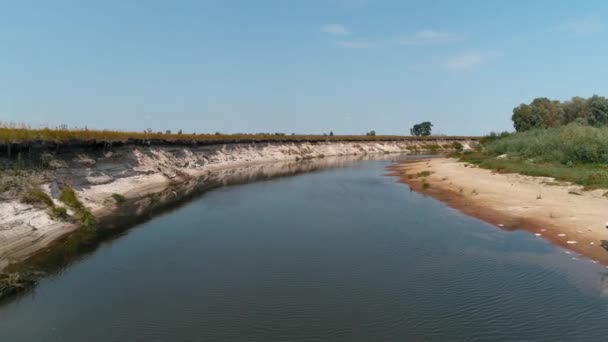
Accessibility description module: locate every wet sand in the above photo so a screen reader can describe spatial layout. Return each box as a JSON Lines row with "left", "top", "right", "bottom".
{"left": 390, "top": 158, "right": 608, "bottom": 265}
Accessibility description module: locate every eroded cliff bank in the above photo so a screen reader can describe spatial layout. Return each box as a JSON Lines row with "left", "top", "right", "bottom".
{"left": 0, "top": 139, "right": 475, "bottom": 274}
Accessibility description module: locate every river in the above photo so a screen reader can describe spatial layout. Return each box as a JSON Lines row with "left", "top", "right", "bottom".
{"left": 1, "top": 156, "right": 608, "bottom": 341}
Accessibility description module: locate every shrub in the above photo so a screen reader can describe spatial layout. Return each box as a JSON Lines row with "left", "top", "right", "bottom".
{"left": 486, "top": 124, "right": 608, "bottom": 165}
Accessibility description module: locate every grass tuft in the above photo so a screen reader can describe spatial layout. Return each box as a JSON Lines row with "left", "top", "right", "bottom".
{"left": 59, "top": 186, "right": 97, "bottom": 228}
{"left": 59, "top": 187, "right": 84, "bottom": 210}
{"left": 111, "top": 193, "right": 126, "bottom": 205}
{"left": 20, "top": 186, "right": 53, "bottom": 207}
{"left": 417, "top": 170, "right": 433, "bottom": 178}
{"left": 49, "top": 206, "right": 68, "bottom": 219}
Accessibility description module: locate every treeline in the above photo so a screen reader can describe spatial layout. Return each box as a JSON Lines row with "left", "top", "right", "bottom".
{"left": 512, "top": 95, "right": 608, "bottom": 131}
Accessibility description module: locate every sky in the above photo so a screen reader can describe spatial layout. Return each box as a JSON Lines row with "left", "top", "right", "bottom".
{"left": 1, "top": 0, "right": 608, "bottom": 136}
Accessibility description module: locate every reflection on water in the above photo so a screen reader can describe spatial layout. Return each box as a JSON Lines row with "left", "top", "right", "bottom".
{"left": 4, "top": 154, "right": 425, "bottom": 301}
{"left": 1, "top": 156, "right": 608, "bottom": 341}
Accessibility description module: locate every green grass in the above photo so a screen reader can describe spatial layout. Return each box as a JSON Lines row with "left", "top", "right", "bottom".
{"left": 19, "top": 184, "right": 75, "bottom": 221}
{"left": 417, "top": 170, "right": 433, "bottom": 177}
{"left": 111, "top": 193, "right": 126, "bottom": 205}
{"left": 59, "top": 186, "right": 97, "bottom": 228}
{"left": 460, "top": 152, "right": 608, "bottom": 189}
{"left": 486, "top": 124, "right": 608, "bottom": 165}
{"left": 49, "top": 206, "right": 68, "bottom": 219}
{"left": 59, "top": 187, "right": 84, "bottom": 210}
{"left": 20, "top": 186, "right": 53, "bottom": 207}
{"left": 79, "top": 210, "right": 97, "bottom": 228}
{"left": 456, "top": 124, "right": 608, "bottom": 190}
{"left": 452, "top": 142, "right": 464, "bottom": 151}
{"left": 423, "top": 144, "right": 441, "bottom": 152}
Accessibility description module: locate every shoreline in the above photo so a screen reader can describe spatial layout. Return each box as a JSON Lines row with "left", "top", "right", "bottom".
{"left": 389, "top": 157, "right": 608, "bottom": 265}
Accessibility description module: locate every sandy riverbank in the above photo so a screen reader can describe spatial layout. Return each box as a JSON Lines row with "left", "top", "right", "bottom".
{"left": 390, "top": 158, "right": 608, "bottom": 265}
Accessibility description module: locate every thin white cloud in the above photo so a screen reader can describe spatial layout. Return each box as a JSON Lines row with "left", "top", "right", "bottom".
{"left": 555, "top": 15, "right": 604, "bottom": 35}
{"left": 323, "top": 24, "right": 350, "bottom": 36}
{"left": 443, "top": 52, "right": 489, "bottom": 71}
{"left": 336, "top": 40, "right": 373, "bottom": 48}
{"left": 396, "top": 30, "right": 462, "bottom": 45}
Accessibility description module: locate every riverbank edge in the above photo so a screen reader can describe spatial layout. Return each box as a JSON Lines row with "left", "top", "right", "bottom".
{"left": 389, "top": 157, "right": 608, "bottom": 265}
{"left": 0, "top": 140, "right": 476, "bottom": 301}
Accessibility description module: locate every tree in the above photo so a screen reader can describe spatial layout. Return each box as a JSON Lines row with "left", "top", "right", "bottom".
{"left": 512, "top": 97, "right": 563, "bottom": 131}
{"left": 562, "top": 96, "right": 592, "bottom": 125}
{"left": 512, "top": 95, "right": 608, "bottom": 131}
{"left": 410, "top": 121, "right": 433, "bottom": 136}
{"left": 366, "top": 130, "right": 376, "bottom": 136}
{"left": 512, "top": 103, "right": 541, "bottom": 131}
{"left": 329, "top": 131, "right": 334, "bottom": 136}
{"left": 587, "top": 95, "right": 608, "bottom": 126}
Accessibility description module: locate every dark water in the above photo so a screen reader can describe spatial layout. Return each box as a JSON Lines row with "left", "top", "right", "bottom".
{"left": 2, "top": 157, "right": 608, "bottom": 341}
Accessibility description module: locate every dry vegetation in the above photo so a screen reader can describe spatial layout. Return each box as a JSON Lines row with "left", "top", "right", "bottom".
{"left": 0, "top": 123, "right": 475, "bottom": 144}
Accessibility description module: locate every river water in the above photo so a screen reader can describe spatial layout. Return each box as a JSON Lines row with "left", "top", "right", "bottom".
{"left": 2, "top": 156, "right": 608, "bottom": 341}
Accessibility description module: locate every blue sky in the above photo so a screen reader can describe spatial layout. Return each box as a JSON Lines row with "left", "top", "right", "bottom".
{"left": 1, "top": 0, "right": 608, "bottom": 135}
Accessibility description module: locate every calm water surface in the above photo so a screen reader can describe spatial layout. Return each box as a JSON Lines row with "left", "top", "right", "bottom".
{"left": 2, "top": 157, "right": 608, "bottom": 341}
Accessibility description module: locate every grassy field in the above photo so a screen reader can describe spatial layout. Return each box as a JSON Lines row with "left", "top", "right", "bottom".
{"left": 0, "top": 123, "right": 475, "bottom": 143}
{"left": 459, "top": 124, "right": 608, "bottom": 189}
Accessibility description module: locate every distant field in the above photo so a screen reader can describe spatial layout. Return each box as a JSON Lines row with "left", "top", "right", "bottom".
{"left": 0, "top": 126, "right": 477, "bottom": 143}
